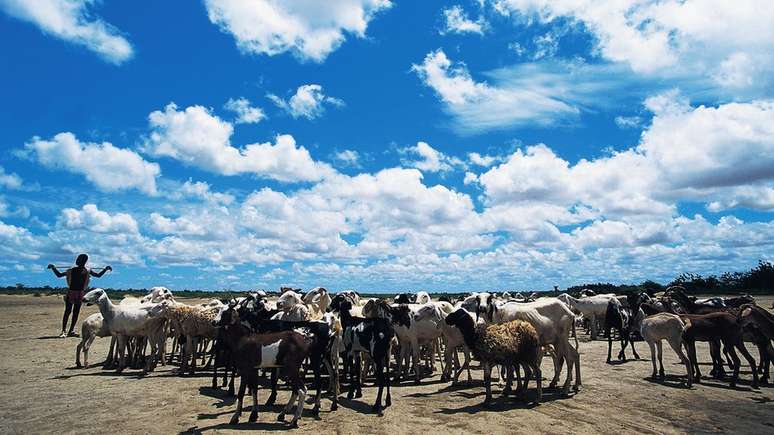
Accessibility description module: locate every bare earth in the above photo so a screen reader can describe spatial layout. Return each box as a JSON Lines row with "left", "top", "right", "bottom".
{"left": 0, "top": 294, "right": 772, "bottom": 435}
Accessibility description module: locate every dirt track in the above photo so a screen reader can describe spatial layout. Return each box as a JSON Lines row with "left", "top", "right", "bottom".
{"left": 0, "top": 294, "right": 772, "bottom": 434}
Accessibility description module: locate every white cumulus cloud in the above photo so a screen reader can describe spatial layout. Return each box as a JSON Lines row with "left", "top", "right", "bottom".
{"left": 203, "top": 0, "right": 392, "bottom": 62}
{"left": 59, "top": 204, "right": 139, "bottom": 234}
{"left": 25, "top": 132, "right": 160, "bottom": 195}
{"left": 442, "top": 5, "right": 487, "bottom": 35}
{"left": 224, "top": 97, "right": 266, "bottom": 124}
{"left": 0, "top": 0, "right": 133, "bottom": 64}
{"left": 143, "top": 102, "right": 335, "bottom": 182}
{"left": 268, "top": 84, "right": 344, "bottom": 120}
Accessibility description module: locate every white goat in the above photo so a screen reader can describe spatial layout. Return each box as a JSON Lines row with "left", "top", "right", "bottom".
{"left": 75, "top": 312, "right": 110, "bottom": 368}
{"left": 489, "top": 298, "right": 581, "bottom": 395}
{"left": 640, "top": 312, "right": 693, "bottom": 387}
{"left": 273, "top": 290, "right": 312, "bottom": 321}
{"left": 82, "top": 289, "right": 167, "bottom": 373}
{"left": 557, "top": 293, "right": 616, "bottom": 339}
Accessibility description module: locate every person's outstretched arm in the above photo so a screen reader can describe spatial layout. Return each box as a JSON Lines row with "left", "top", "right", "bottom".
{"left": 90, "top": 265, "right": 112, "bottom": 278}
{"left": 47, "top": 264, "right": 67, "bottom": 278}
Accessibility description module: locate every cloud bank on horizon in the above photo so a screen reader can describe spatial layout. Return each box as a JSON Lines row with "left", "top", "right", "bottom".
{"left": 1, "top": 0, "right": 773, "bottom": 291}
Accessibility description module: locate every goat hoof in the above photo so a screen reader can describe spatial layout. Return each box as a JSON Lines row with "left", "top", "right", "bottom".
{"left": 386, "top": 397, "right": 392, "bottom": 407}
{"left": 355, "top": 391, "right": 363, "bottom": 399}
{"left": 248, "top": 412, "right": 258, "bottom": 423}
{"left": 331, "top": 403, "right": 338, "bottom": 411}
{"left": 414, "top": 379, "right": 421, "bottom": 385}
{"left": 287, "top": 420, "right": 299, "bottom": 429}
{"left": 277, "top": 413, "right": 285, "bottom": 422}
{"left": 346, "top": 392, "right": 354, "bottom": 400}
{"left": 229, "top": 416, "right": 239, "bottom": 425}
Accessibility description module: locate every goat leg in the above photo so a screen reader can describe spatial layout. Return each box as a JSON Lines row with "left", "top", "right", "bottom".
{"left": 230, "top": 379, "right": 247, "bottom": 425}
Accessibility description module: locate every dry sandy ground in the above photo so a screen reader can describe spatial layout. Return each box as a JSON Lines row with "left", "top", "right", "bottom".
{"left": 0, "top": 294, "right": 772, "bottom": 435}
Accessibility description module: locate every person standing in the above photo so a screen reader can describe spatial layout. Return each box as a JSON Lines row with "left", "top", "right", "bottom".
{"left": 47, "top": 254, "right": 112, "bottom": 338}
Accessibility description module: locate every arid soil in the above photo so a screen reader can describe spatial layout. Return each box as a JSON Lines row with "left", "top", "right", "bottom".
{"left": 0, "top": 294, "right": 772, "bottom": 434}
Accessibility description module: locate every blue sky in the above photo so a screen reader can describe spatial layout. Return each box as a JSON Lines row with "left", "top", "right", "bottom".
{"left": 1, "top": 0, "right": 773, "bottom": 292}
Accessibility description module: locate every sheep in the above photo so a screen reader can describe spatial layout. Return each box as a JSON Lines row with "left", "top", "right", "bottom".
{"left": 81, "top": 288, "right": 167, "bottom": 373}
{"left": 445, "top": 309, "right": 542, "bottom": 406}
{"left": 215, "top": 304, "right": 312, "bottom": 428}
{"left": 486, "top": 298, "right": 581, "bottom": 395}
{"left": 639, "top": 313, "right": 692, "bottom": 387}
{"left": 75, "top": 312, "right": 110, "bottom": 368}
{"left": 681, "top": 312, "right": 759, "bottom": 388}
{"left": 338, "top": 299, "right": 394, "bottom": 415}
{"left": 156, "top": 300, "right": 221, "bottom": 375}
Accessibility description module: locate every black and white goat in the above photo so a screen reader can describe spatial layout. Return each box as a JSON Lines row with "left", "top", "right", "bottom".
{"left": 338, "top": 299, "right": 395, "bottom": 415}
{"left": 236, "top": 294, "right": 337, "bottom": 413}
{"left": 214, "top": 304, "right": 312, "bottom": 428}
{"left": 604, "top": 298, "right": 640, "bottom": 363}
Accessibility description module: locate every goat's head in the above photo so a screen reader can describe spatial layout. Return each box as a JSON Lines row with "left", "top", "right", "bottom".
{"left": 391, "top": 304, "right": 413, "bottom": 328}
{"left": 415, "top": 291, "right": 431, "bottom": 305}
{"left": 215, "top": 302, "right": 239, "bottom": 327}
{"left": 276, "top": 290, "right": 302, "bottom": 311}
{"left": 445, "top": 308, "right": 472, "bottom": 329}
{"left": 393, "top": 293, "right": 414, "bottom": 304}
{"left": 82, "top": 288, "right": 106, "bottom": 305}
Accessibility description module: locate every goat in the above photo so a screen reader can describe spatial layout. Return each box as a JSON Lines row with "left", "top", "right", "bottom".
{"left": 82, "top": 289, "right": 167, "bottom": 373}
{"left": 236, "top": 296, "right": 337, "bottom": 413}
{"left": 604, "top": 298, "right": 640, "bottom": 363}
{"left": 681, "top": 312, "right": 759, "bottom": 388}
{"left": 339, "top": 299, "right": 394, "bottom": 415}
{"left": 640, "top": 313, "right": 692, "bottom": 387}
{"left": 215, "top": 305, "right": 312, "bottom": 428}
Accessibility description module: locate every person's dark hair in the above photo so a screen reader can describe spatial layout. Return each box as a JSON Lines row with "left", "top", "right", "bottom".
{"left": 75, "top": 254, "right": 88, "bottom": 267}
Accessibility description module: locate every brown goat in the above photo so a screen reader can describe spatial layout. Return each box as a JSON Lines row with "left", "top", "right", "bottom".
{"left": 681, "top": 312, "right": 759, "bottom": 389}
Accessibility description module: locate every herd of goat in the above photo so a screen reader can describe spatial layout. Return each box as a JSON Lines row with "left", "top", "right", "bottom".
{"left": 72, "top": 286, "right": 774, "bottom": 427}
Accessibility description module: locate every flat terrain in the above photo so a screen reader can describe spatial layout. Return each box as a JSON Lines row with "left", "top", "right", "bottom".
{"left": 0, "top": 294, "right": 772, "bottom": 434}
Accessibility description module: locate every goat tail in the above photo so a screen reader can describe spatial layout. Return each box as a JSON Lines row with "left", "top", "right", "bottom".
{"left": 572, "top": 318, "right": 579, "bottom": 350}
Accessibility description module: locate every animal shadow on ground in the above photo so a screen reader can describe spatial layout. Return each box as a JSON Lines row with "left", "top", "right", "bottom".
{"left": 194, "top": 405, "right": 319, "bottom": 431}
{"left": 51, "top": 370, "right": 147, "bottom": 381}
{"left": 695, "top": 377, "right": 758, "bottom": 392}
{"left": 642, "top": 374, "right": 690, "bottom": 389}
{"left": 37, "top": 335, "right": 65, "bottom": 340}
{"left": 750, "top": 396, "right": 772, "bottom": 404}
{"left": 197, "top": 386, "right": 236, "bottom": 409}
{"left": 405, "top": 380, "right": 484, "bottom": 398}
{"left": 436, "top": 388, "right": 565, "bottom": 415}
{"left": 335, "top": 397, "right": 377, "bottom": 415}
